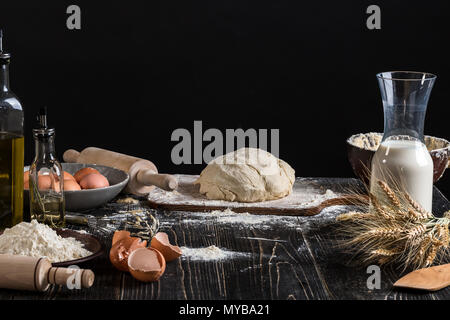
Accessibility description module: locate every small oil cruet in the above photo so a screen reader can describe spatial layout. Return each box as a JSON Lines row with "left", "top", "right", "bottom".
{"left": 29, "top": 107, "right": 65, "bottom": 227}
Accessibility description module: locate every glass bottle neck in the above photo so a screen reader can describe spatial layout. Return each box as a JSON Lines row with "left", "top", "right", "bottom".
{"left": 382, "top": 104, "right": 426, "bottom": 142}
{"left": 34, "top": 136, "right": 56, "bottom": 162}
{"left": 0, "top": 64, "right": 10, "bottom": 92}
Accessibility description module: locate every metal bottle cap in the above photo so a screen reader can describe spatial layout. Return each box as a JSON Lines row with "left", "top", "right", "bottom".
{"left": 0, "top": 29, "right": 11, "bottom": 63}
{"left": 33, "top": 107, "right": 55, "bottom": 137}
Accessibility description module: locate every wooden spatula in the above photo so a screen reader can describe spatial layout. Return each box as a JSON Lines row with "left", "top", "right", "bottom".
{"left": 394, "top": 263, "right": 450, "bottom": 291}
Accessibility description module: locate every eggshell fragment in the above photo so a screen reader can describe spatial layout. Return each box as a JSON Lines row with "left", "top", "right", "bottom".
{"left": 112, "top": 230, "right": 131, "bottom": 246}
{"left": 79, "top": 173, "right": 110, "bottom": 189}
{"left": 74, "top": 167, "right": 101, "bottom": 183}
{"left": 109, "top": 237, "right": 147, "bottom": 272}
{"left": 64, "top": 179, "right": 81, "bottom": 191}
{"left": 128, "top": 247, "right": 166, "bottom": 282}
{"left": 150, "top": 232, "right": 182, "bottom": 262}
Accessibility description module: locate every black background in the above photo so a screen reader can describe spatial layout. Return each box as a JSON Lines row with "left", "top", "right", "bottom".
{"left": 1, "top": 0, "right": 449, "bottom": 194}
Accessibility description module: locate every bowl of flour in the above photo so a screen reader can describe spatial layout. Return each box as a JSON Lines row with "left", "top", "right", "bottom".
{"left": 0, "top": 220, "right": 103, "bottom": 266}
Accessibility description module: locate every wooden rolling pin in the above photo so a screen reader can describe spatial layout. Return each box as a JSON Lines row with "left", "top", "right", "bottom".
{"left": 0, "top": 254, "right": 94, "bottom": 291}
{"left": 63, "top": 147, "right": 178, "bottom": 196}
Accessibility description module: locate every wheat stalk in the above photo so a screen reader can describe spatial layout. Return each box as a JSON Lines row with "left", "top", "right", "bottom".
{"left": 378, "top": 180, "right": 401, "bottom": 208}
{"left": 336, "top": 178, "right": 450, "bottom": 270}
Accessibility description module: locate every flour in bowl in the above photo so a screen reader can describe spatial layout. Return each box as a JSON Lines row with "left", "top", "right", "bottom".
{"left": 0, "top": 220, "right": 91, "bottom": 262}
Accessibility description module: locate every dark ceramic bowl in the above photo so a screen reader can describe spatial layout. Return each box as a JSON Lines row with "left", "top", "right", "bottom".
{"left": 52, "top": 229, "right": 104, "bottom": 267}
{"left": 24, "top": 163, "right": 129, "bottom": 211}
{"left": 347, "top": 133, "right": 450, "bottom": 184}
{"left": 0, "top": 228, "right": 104, "bottom": 266}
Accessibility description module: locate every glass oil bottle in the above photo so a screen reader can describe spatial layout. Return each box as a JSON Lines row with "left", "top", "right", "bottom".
{"left": 29, "top": 108, "right": 65, "bottom": 228}
{"left": 0, "top": 30, "right": 24, "bottom": 229}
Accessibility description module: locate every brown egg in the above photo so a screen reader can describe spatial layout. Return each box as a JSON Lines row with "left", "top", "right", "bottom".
{"left": 24, "top": 172, "right": 62, "bottom": 191}
{"left": 63, "top": 171, "right": 76, "bottom": 182}
{"left": 74, "top": 167, "right": 101, "bottom": 183}
{"left": 109, "top": 236, "right": 148, "bottom": 272}
{"left": 37, "top": 175, "right": 52, "bottom": 190}
{"left": 79, "top": 173, "right": 109, "bottom": 189}
{"left": 128, "top": 247, "right": 166, "bottom": 282}
{"left": 150, "top": 232, "right": 182, "bottom": 262}
{"left": 36, "top": 175, "right": 60, "bottom": 191}
{"left": 63, "top": 179, "right": 81, "bottom": 191}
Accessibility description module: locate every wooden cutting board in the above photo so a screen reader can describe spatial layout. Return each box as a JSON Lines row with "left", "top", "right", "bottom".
{"left": 147, "top": 175, "right": 366, "bottom": 216}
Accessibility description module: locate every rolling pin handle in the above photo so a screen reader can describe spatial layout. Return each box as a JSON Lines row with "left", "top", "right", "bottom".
{"left": 63, "top": 149, "right": 81, "bottom": 163}
{"left": 48, "top": 267, "right": 95, "bottom": 288}
{"left": 137, "top": 170, "right": 178, "bottom": 191}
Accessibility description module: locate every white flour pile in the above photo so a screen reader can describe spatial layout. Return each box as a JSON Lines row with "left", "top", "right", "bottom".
{"left": 0, "top": 220, "right": 91, "bottom": 262}
{"left": 181, "top": 245, "right": 249, "bottom": 261}
{"left": 349, "top": 132, "right": 382, "bottom": 151}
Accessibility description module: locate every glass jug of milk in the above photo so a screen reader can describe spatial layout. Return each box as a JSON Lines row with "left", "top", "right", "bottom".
{"left": 370, "top": 71, "right": 436, "bottom": 213}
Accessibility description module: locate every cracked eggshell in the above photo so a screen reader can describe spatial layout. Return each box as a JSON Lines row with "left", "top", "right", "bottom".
{"left": 128, "top": 247, "right": 166, "bottom": 282}
{"left": 109, "top": 236, "right": 147, "bottom": 272}
{"left": 112, "top": 230, "right": 132, "bottom": 246}
{"left": 150, "top": 232, "right": 182, "bottom": 262}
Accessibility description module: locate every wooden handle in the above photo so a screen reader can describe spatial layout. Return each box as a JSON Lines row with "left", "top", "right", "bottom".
{"left": 0, "top": 255, "right": 94, "bottom": 291}
{"left": 48, "top": 267, "right": 95, "bottom": 288}
{"left": 137, "top": 170, "right": 178, "bottom": 191}
{"left": 63, "top": 149, "right": 81, "bottom": 163}
{"left": 62, "top": 147, "right": 178, "bottom": 196}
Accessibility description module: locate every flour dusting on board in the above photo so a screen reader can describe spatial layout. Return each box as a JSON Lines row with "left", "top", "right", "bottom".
{"left": 148, "top": 175, "right": 342, "bottom": 212}
{"left": 181, "top": 245, "right": 250, "bottom": 261}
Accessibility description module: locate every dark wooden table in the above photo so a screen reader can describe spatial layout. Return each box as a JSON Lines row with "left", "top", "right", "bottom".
{"left": 1, "top": 178, "right": 449, "bottom": 300}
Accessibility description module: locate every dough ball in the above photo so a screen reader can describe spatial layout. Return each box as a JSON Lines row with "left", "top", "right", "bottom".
{"left": 195, "top": 148, "right": 295, "bottom": 202}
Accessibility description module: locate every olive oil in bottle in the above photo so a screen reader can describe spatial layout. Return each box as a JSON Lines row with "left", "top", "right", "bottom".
{"left": 0, "top": 134, "right": 24, "bottom": 228}
{"left": 0, "top": 30, "right": 24, "bottom": 229}
{"left": 29, "top": 108, "right": 65, "bottom": 228}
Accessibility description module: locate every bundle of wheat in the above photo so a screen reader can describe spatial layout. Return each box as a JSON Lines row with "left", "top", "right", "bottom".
{"left": 337, "top": 180, "right": 450, "bottom": 270}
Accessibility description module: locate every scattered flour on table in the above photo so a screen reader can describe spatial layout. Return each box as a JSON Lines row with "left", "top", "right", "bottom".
{"left": 116, "top": 197, "right": 140, "bottom": 204}
{"left": 0, "top": 220, "right": 92, "bottom": 263}
{"left": 173, "top": 203, "right": 346, "bottom": 231}
{"left": 181, "top": 245, "right": 250, "bottom": 261}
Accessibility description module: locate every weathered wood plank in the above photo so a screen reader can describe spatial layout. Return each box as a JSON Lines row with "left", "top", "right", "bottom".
{"left": 0, "top": 178, "right": 448, "bottom": 300}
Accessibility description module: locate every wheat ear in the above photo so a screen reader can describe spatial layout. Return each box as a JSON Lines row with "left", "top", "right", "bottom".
{"left": 378, "top": 181, "right": 401, "bottom": 208}
{"left": 404, "top": 192, "right": 431, "bottom": 219}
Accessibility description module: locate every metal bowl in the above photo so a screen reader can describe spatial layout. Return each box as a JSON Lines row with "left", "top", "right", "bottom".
{"left": 24, "top": 163, "right": 129, "bottom": 211}
{"left": 347, "top": 133, "right": 450, "bottom": 184}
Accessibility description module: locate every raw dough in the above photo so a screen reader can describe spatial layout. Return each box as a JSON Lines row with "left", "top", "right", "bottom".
{"left": 195, "top": 148, "right": 295, "bottom": 202}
